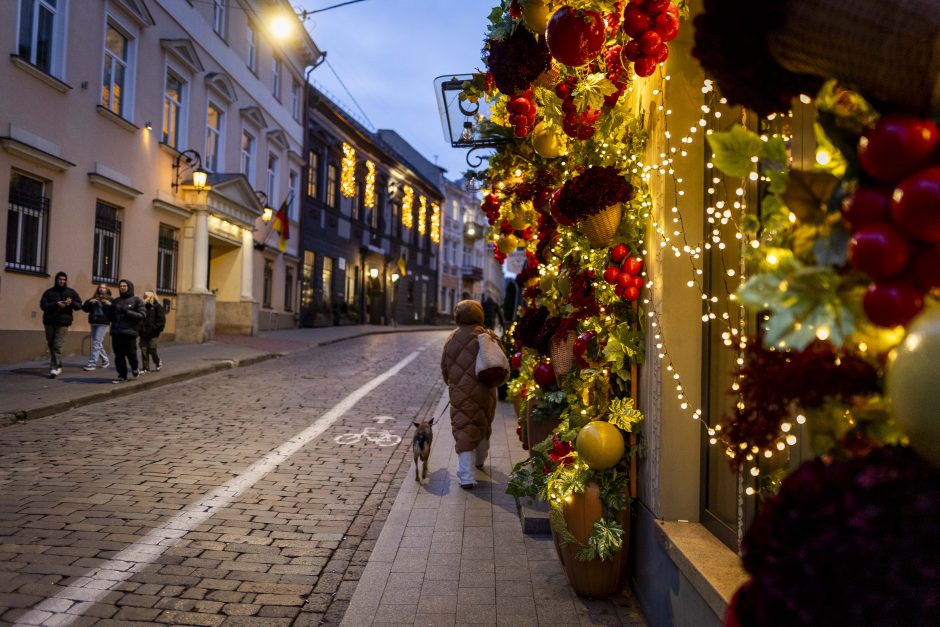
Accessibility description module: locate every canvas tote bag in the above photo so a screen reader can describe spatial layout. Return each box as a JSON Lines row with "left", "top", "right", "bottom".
{"left": 476, "top": 331, "right": 510, "bottom": 387}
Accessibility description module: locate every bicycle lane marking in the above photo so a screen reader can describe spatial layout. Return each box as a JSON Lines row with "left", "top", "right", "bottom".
{"left": 14, "top": 348, "right": 426, "bottom": 626}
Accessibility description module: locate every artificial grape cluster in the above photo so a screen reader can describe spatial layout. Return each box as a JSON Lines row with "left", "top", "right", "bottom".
{"left": 507, "top": 89, "right": 538, "bottom": 138}
{"left": 621, "top": 0, "right": 680, "bottom": 78}
{"left": 555, "top": 77, "right": 601, "bottom": 140}
{"left": 602, "top": 243, "right": 644, "bottom": 301}
{"left": 844, "top": 114, "right": 940, "bottom": 328}
{"left": 602, "top": 45, "right": 630, "bottom": 108}
{"left": 481, "top": 193, "right": 501, "bottom": 226}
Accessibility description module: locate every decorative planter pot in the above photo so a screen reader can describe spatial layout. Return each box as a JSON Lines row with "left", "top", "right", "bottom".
{"left": 526, "top": 397, "right": 561, "bottom": 450}
{"left": 580, "top": 203, "right": 622, "bottom": 248}
{"left": 550, "top": 482, "right": 630, "bottom": 598}
{"left": 550, "top": 332, "right": 577, "bottom": 385}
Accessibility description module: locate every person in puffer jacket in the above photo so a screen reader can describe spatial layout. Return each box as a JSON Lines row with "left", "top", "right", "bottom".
{"left": 138, "top": 291, "right": 166, "bottom": 373}
{"left": 82, "top": 284, "right": 112, "bottom": 370}
{"left": 108, "top": 279, "right": 144, "bottom": 383}
{"left": 39, "top": 271, "right": 82, "bottom": 378}
{"left": 440, "top": 300, "right": 497, "bottom": 489}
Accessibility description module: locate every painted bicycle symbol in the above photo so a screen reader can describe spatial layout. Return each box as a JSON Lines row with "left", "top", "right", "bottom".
{"left": 334, "top": 426, "right": 401, "bottom": 447}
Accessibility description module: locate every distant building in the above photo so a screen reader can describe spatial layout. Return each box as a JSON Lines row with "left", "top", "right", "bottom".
{"left": 299, "top": 88, "right": 442, "bottom": 327}
{"left": 0, "top": 0, "right": 320, "bottom": 363}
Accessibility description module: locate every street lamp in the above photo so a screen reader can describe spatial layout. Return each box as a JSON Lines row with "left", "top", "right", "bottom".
{"left": 369, "top": 267, "right": 379, "bottom": 279}
{"left": 391, "top": 272, "right": 400, "bottom": 283}
{"left": 172, "top": 149, "right": 208, "bottom": 192}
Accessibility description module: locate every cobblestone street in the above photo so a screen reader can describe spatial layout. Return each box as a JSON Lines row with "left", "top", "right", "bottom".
{"left": 0, "top": 331, "right": 449, "bottom": 626}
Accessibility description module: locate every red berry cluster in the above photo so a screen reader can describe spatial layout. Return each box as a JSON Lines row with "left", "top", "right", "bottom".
{"left": 602, "top": 243, "right": 644, "bottom": 301}
{"left": 492, "top": 241, "right": 508, "bottom": 265}
{"left": 602, "top": 45, "right": 630, "bottom": 108}
{"left": 604, "top": 2, "right": 623, "bottom": 36}
{"left": 846, "top": 114, "right": 940, "bottom": 328}
{"left": 507, "top": 89, "right": 537, "bottom": 138}
{"left": 621, "top": 0, "right": 679, "bottom": 78}
{"left": 481, "top": 193, "right": 501, "bottom": 226}
{"left": 555, "top": 78, "right": 600, "bottom": 140}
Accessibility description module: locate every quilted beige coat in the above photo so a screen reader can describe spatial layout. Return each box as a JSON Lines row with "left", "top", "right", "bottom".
{"left": 441, "top": 300, "right": 497, "bottom": 453}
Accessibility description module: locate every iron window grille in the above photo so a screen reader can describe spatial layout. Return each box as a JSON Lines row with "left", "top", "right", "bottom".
{"left": 157, "top": 224, "right": 178, "bottom": 294}
{"left": 6, "top": 173, "right": 49, "bottom": 274}
{"left": 92, "top": 201, "right": 121, "bottom": 283}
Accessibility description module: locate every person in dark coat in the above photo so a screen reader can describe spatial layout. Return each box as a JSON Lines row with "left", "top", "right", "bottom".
{"left": 39, "top": 271, "right": 82, "bottom": 378}
{"left": 108, "top": 279, "right": 144, "bottom": 383}
{"left": 482, "top": 294, "right": 504, "bottom": 331}
{"left": 82, "top": 284, "right": 112, "bottom": 370}
{"left": 138, "top": 291, "right": 166, "bottom": 373}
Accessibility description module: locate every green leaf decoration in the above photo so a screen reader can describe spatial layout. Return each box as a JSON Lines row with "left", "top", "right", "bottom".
{"left": 707, "top": 125, "right": 763, "bottom": 178}
{"left": 759, "top": 135, "right": 788, "bottom": 171}
{"left": 781, "top": 170, "right": 840, "bottom": 224}
{"left": 813, "top": 222, "right": 851, "bottom": 267}
{"left": 606, "top": 397, "right": 644, "bottom": 433}
{"left": 572, "top": 74, "right": 619, "bottom": 113}
{"left": 587, "top": 519, "right": 624, "bottom": 561}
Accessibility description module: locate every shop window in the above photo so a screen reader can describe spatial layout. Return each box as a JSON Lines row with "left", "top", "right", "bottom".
{"left": 5, "top": 171, "right": 49, "bottom": 274}
{"left": 92, "top": 201, "right": 121, "bottom": 284}
{"left": 301, "top": 250, "right": 315, "bottom": 310}
{"left": 321, "top": 256, "right": 333, "bottom": 304}
{"left": 156, "top": 224, "right": 178, "bottom": 294}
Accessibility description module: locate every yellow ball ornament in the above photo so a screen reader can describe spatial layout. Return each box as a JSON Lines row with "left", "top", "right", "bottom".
{"left": 576, "top": 421, "right": 625, "bottom": 470}
{"left": 886, "top": 307, "right": 940, "bottom": 465}
{"left": 522, "top": 0, "right": 553, "bottom": 35}
{"left": 531, "top": 123, "right": 567, "bottom": 159}
{"left": 497, "top": 234, "right": 518, "bottom": 255}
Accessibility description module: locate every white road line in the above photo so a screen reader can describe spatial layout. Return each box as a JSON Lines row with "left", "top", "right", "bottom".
{"left": 14, "top": 350, "right": 422, "bottom": 626}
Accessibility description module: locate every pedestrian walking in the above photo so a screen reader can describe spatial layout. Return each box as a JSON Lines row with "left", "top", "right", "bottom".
{"left": 138, "top": 291, "right": 165, "bottom": 373}
{"left": 81, "top": 284, "right": 112, "bottom": 371}
{"left": 108, "top": 279, "right": 144, "bottom": 383}
{"left": 38, "top": 271, "right": 82, "bottom": 378}
{"left": 482, "top": 294, "right": 504, "bottom": 332}
{"left": 440, "top": 300, "right": 499, "bottom": 489}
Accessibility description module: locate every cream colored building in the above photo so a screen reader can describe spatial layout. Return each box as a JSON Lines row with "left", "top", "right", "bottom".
{"left": 0, "top": 0, "right": 321, "bottom": 363}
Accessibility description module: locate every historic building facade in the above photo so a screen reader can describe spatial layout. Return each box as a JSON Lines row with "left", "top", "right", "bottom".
{"left": 299, "top": 87, "right": 442, "bottom": 327}
{"left": 0, "top": 0, "right": 319, "bottom": 363}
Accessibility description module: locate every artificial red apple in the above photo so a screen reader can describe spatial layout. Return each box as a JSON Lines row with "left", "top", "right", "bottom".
{"left": 841, "top": 187, "right": 891, "bottom": 232}
{"left": 622, "top": 7, "right": 652, "bottom": 37}
{"left": 617, "top": 273, "right": 633, "bottom": 289}
{"left": 603, "top": 266, "right": 621, "bottom": 285}
{"left": 610, "top": 243, "right": 630, "bottom": 264}
{"left": 890, "top": 166, "right": 940, "bottom": 243}
{"left": 848, "top": 223, "right": 911, "bottom": 280}
{"left": 911, "top": 246, "right": 940, "bottom": 291}
{"left": 546, "top": 6, "right": 606, "bottom": 67}
{"left": 572, "top": 331, "right": 596, "bottom": 368}
{"left": 644, "top": 0, "right": 672, "bottom": 13}
{"left": 623, "top": 256, "right": 644, "bottom": 275}
{"left": 863, "top": 281, "right": 924, "bottom": 328}
{"left": 633, "top": 56, "right": 657, "bottom": 78}
{"left": 638, "top": 30, "right": 662, "bottom": 55}
{"left": 533, "top": 361, "right": 557, "bottom": 388}
{"left": 624, "top": 286, "right": 640, "bottom": 301}
{"left": 857, "top": 114, "right": 940, "bottom": 183}
{"left": 511, "top": 351, "right": 523, "bottom": 370}
{"left": 631, "top": 276, "right": 644, "bottom": 289}
{"left": 653, "top": 11, "right": 680, "bottom": 41}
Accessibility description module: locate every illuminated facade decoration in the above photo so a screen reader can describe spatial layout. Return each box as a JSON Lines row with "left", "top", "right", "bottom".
{"left": 341, "top": 142, "right": 356, "bottom": 198}
{"left": 430, "top": 202, "right": 441, "bottom": 243}
{"left": 401, "top": 185, "right": 414, "bottom": 229}
{"left": 418, "top": 195, "right": 427, "bottom": 235}
{"left": 364, "top": 160, "right": 376, "bottom": 208}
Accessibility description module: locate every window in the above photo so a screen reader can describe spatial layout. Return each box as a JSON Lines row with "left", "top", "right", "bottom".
{"left": 288, "top": 169, "right": 299, "bottom": 220}
{"left": 452, "top": 199, "right": 460, "bottom": 221}
{"left": 346, "top": 265, "right": 358, "bottom": 305}
{"left": 291, "top": 78, "right": 301, "bottom": 120}
{"left": 18, "top": 0, "right": 64, "bottom": 76}
{"left": 321, "top": 256, "right": 333, "bottom": 304}
{"left": 157, "top": 224, "right": 178, "bottom": 293}
{"left": 163, "top": 70, "right": 184, "bottom": 148}
{"left": 262, "top": 259, "right": 273, "bottom": 308}
{"left": 212, "top": 0, "right": 225, "bottom": 38}
{"left": 246, "top": 24, "right": 257, "bottom": 73}
{"left": 463, "top": 244, "right": 471, "bottom": 267}
{"left": 284, "top": 267, "right": 294, "bottom": 311}
{"left": 326, "top": 163, "right": 338, "bottom": 208}
{"left": 266, "top": 153, "right": 279, "bottom": 202}
{"left": 101, "top": 22, "right": 130, "bottom": 117}
{"left": 241, "top": 131, "right": 255, "bottom": 183}
{"left": 6, "top": 171, "right": 49, "bottom": 273}
{"left": 271, "top": 55, "right": 281, "bottom": 100}
{"left": 205, "top": 103, "right": 223, "bottom": 172}
{"left": 301, "top": 250, "right": 315, "bottom": 311}
{"left": 306, "top": 150, "right": 319, "bottom": 199}
{"left": 92, "top": 201, "right": 121, "bottom": 283}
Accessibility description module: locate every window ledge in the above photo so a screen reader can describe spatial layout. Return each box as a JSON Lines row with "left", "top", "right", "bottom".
{"left": 0, "top": 136, "right": 75, "bottom": 172}
{"left": 10, "top": 55, "right": 71, "bottom": 93}
{"left": 96, "top": 105, "right": 139, "bottom": 133}
{"left": 88, "top": 172, "right": 142, "bottom": 199}
{"left": 655, "top": 520, "right": 748, "bottom": 619}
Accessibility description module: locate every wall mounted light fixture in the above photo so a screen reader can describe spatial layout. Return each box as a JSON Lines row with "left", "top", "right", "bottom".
{"left": 172, "top": 149, "right": 208, "bottom": 191}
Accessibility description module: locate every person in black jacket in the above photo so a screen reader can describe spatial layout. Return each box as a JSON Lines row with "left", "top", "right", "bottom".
{"left": 482, "top": 295, "right": 505, "bottom": 332}
{"left": 82, "top": 284, "right": 112, "bottom": 371}
{"left": 138, "top": 291, "right": 166, "bottom": 373}
{"left": 108, "top": 279, "right": 144, "bottom": 383}
{"left": 39, "top": 271, "right": 83, "bottom": 378}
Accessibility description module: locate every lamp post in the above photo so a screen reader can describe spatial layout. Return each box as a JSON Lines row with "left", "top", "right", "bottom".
{"left": 172, "top": 149, "right": 208, "bottom": 192}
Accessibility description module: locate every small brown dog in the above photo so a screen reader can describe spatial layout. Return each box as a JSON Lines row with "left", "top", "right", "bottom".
{"left": 412, "top": 418, "right": 434, "bottom": 483}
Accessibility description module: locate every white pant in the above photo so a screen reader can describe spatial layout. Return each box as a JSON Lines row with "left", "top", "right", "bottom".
{"left": 87, "top": 324, "right": 110, "bottom": 367}
{"left": 456, "top": 439, "right": 489, "bottom": 486}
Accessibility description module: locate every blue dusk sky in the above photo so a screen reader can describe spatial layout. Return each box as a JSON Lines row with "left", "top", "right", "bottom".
{"left": 296, "top": 0, "right": 495, "bottom": 182}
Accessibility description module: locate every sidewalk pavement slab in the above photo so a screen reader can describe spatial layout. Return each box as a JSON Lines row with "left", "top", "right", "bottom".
{"left": 340, "top": 395, "right": 648, "bottom": 627}
{"left": 0, "top": 325, "right": 440, "bottom": 427}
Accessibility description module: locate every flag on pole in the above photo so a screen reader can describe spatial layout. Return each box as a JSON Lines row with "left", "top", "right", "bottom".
{"left": 272, "top": 192, "right": 292, "bottom": 253}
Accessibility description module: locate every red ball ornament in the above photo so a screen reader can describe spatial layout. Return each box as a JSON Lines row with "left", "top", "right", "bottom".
{"left": 633, "top": 56, "right": 657, "bottom": 77}
{"left": 533, "top": 361, "right": 557, "bottom": 388}
{"left": 624, "top": 286, "right": 640, "bottom": 301}
{"left": 890, "top": 166, "right": 940, "bottom": 243}
{"left": 624, "top": 40, "right": 643, "bottom": 62}
{"left": 644, "top": 0, "right": 672, "bottom": 13}
{"left": 603, "top": 266, "right": 621, "bottom": 285}
{"left": 863, "top": 282, "right": 924, "bottom": 328}
{"left": 858, "top": 114, "right": 940, "bottom": 184}
{"left": 841, "top": 187, "right": 891, "bottom": 232}
{"left": 511, "top": 352, "right": 523, "bottom": 370}
{"left": 617, "top": 273, "right": 633, "bottom": 289}
{"left": 848, "top": 223, "right": 911, "bottom": 280}
{"left": 546, "top": 6, "right": 606, "bottom": 67}
{"left": 622, "top": 7, "right": 652, "bottom": 37}
{"left": 911, "top": 246, "right": 940, "bottom": 291}
{"left": 652, "top": 43, "right": 669, "bottom": 63}
{"left": 610, "top": 243, "right": 630, "bottom": 264}
{"left": 572, "top": 331, "right": 596, "bottom": 368}
{"left": 653, "top": 11, "right": 680, "bottom": 41}
{"left": 638, "top": 30, "right": 662, "bottom": 55}
{"left": 549, "top": 188, "right": 576, "bottom": 226}
{"left": 623, "top": 256, "right": 644, "bottom": 275}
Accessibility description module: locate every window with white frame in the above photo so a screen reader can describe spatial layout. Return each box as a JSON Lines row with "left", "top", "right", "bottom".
{"left": 101, "top": 21, "right": 131, "bottom": 117}
{"left": 271, "top": 55, "right": 281, "bottom": 100}
{"left": 452, "top": 199, "right": 460, "bottom": 221}
{"left": 266, "top": 153, "right": 279, "bottom": 202}
{"left": 92, "top": 201, "right": 121, "bottom": 283}
{"left": 205, "top": 102, "right": 223, "bottom": 172}
{"left": 163, "top": 70, "right": 184, "bottom": 149}
{"left": 291, "top": 78, "right": 301, "bottom": 120}
{"left": 17, "top": 0, "right": 66, "bottom": 77}
{"left": 5, "top": 171, "right": 49, "bottom": 274}
{"left": 306, "top": 150, "right": 319, "bottom": 199}
{"left": 246, "top": 23, "right": 257, "bottom": 73}
{"left": 288, "top": 168, "right": 299, "bottom": 220}
{"left": 156, "top": 224, "right": 178, "bottom": 293}
{"left": 241, "top": 131, "right": 255, "bottom": 183}
{"left": 212, "top": 0, "right": 226, "bottom": 38}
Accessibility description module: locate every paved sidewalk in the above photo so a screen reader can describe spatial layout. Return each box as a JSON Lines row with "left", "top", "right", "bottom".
{"left": 341, "top": 395, "right": 647, "bottom": 627}
{"left": 0, "top": 324, "right": 441, "bottom": 427}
